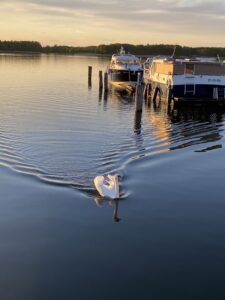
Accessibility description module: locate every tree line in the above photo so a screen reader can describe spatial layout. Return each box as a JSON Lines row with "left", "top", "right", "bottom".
{"left": 0, "top": 40, "right": 42, "bottom": 52}
{"left": 0, "top": 40, "right": 224, "bottom": 57}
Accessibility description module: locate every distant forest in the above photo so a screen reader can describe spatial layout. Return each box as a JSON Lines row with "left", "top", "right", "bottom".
{"left": 0, "top": 40, "right": 225, "bottom": 57}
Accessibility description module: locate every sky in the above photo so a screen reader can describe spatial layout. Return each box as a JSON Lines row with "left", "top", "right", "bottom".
{"left": 0, "top": 0, "right": 225, "bottom": 47}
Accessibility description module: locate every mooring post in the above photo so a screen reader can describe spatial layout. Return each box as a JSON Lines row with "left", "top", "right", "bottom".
{"left": 88, "top": 66, "right": 92, "bottom": 86}
{"left": 153, "top": 87, "right": 159, "bottom": 102}
{"left": 147, "top": 83, "right": 152, "bottom": 99}
{"left": 143, "top": 83, "right": 147, "bottom": 100}
{"left": 146, "top": 83, "right": 151, "bottom": 106}
{"left": 137, "top": 72, "right": 142, "bottom": 85}
{"left": 134, "top": 111, "right": 142, "bottom": 134}
{"left": 135, "top": 72, "right": 143, "bottom": 112}
{"left": 99, "top": 70, "right": 103, "bottom": 90}
{"left": 104, "top": 72, "right": 109, "bottom": 92}
{"left": 166, "top": 86, "right": 173, "bottom": 108}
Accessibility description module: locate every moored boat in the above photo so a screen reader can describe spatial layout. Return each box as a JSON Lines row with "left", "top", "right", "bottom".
{"left": 108, "top": 47, "right": 143, "bottom": 91}
{"left": 144, "top": 57, "right": 225, "bottom": 103}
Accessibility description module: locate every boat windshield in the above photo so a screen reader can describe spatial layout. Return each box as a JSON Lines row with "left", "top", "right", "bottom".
{"left": 116, "top": 59, "right": 140, "bottom": 65}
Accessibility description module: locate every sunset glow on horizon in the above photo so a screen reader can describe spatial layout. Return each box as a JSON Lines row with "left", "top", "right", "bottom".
{"left": 0, "top": 0, "right": 225, "bottom": 47}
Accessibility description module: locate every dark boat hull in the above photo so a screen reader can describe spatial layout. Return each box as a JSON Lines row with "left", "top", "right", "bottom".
{"left": 150, "top": 81, "right": 225, "bottom": 102}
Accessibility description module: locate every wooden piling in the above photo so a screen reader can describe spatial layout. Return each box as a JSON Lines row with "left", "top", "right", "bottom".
{"left": 134, "top": 111, "right": 142, "bottom": 134}
{"left": 99, "top": 71, "right": 103, "bottom": 89}
{"left": 135, "top": 75, "right": 143, "bottom": 112}
{"left": 143, "top": 84, "right": 147, "bottom": 100}
{"left": 166, "top": 87, "right": 173, "bottom": 107}
{"left": 104, "top": 72, "right": 108, "bottom": 92}
{"left": 147, "top": 83, "right": 152, "bottom": 99}
{"left": 137, "top": 72, "right": 142, "bottom": 85}
{"left": 88, "top": 66, "right": 92, "bottom": 86}
{"left": 152, "top": 87, "right": 159, "bottom": 102}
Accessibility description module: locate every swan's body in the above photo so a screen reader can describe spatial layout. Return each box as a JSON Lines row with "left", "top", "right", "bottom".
{"left": 94, "top": 175, "right": 120, "bottom": 199}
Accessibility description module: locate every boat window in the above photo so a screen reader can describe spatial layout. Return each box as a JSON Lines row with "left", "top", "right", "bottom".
{"left": 185, "top": 63, "right": 195, "bottom": 75}
{"left": 116, "top": 59, "right": 139, "bottom": 65}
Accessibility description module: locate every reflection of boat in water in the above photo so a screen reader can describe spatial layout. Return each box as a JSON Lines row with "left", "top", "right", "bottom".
{"left": 144, "top": 57, "right": 225, "bottom": 104}
{"left": 145, "top": 99, "right": 224, "bottom": 154}
{"left": 108, "top": 47, "right": 143, "bottom": 92}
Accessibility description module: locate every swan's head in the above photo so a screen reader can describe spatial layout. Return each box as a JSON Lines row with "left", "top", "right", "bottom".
{"left": 115, "top": 174, "right": 122, "bottom": 181}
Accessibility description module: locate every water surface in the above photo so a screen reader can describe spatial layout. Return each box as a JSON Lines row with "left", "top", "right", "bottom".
{"left": 0, "top": 54, "right": 225, "bottom": 300}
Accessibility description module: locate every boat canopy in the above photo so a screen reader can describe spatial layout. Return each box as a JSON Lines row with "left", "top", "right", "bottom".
{"left": 112, "top": 55, "right": 140, "bottom": 65}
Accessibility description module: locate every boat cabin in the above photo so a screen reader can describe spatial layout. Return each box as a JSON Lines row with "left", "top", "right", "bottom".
{"left": 149, "top": 59, "right": 225, "bottom": 77}
{"left": 144, "top": 57, "right": 225, "bottom": 102}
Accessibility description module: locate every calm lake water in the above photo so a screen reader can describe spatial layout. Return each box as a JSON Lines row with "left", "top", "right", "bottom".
{"left": 1, "top": 53, "right": 225, "bottom": 300}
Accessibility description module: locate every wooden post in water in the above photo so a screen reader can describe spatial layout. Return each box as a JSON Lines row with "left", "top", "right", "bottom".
{"left": 104, "top": 72, "right": 109, "bottom": 92}
{"left": 143, "top": 83, "right": 147, "bottom": 100}
{"left": 152, "top": 86, "right": 159, "bottom": 102}
{"left": 166, "top": 86, "right": 173, "bottom": 108}
{"left": 88, "top": 66, "right": 92, "bottom": 87}
{"left": 99, "top": 71, "right": 103, "bottom": 90}
{"left": 134, "top": 111, "right": 142, "bottom": 134}
{"left": 135, "top": 72, "right": 143, "bottom": 112}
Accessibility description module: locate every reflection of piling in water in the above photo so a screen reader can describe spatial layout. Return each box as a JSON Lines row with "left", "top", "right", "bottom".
{"left": 99, "top": 70, "right": 103, "bottom": 90}
{"left": 104, "top": 89, "right": 108, "bottom": 101}
{"left": 88, "top": 66, "right": 92, "bottom": 87}
{"left": 103, "top": 90, "right": 108, "bottom": 110}
{"left": 113, "top": 199, "right": 120, "bottom": 222}
{"left": 98, "top": 88, "right": 103, "bottom": 104}
{"left": 104, "top": 72, "right": 109, "bottom": 92}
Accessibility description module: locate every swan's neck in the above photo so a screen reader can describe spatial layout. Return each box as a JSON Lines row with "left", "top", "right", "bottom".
{"left": 114, "top": 177, "right": 119, "bottom": 198}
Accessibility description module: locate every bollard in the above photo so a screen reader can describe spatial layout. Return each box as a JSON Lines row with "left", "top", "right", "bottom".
{"left": 104, "top": 72, "right": 109, "bottom": 92}
{"left": 99, "top": 70, "right": 103, "bottom": 89}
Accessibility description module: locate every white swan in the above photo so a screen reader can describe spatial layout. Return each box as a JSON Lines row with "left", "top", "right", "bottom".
{"left": 94, "top": 174, "right": 120, "bottom": 199}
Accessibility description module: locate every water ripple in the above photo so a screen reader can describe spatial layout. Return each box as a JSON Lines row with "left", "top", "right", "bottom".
{"left": 0, "top": 55, "right": 225, "bottom": 195}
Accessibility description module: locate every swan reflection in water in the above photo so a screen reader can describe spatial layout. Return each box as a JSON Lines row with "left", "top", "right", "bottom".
{"left": 94, "top": 196, "right": 121, "bottom": 223}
